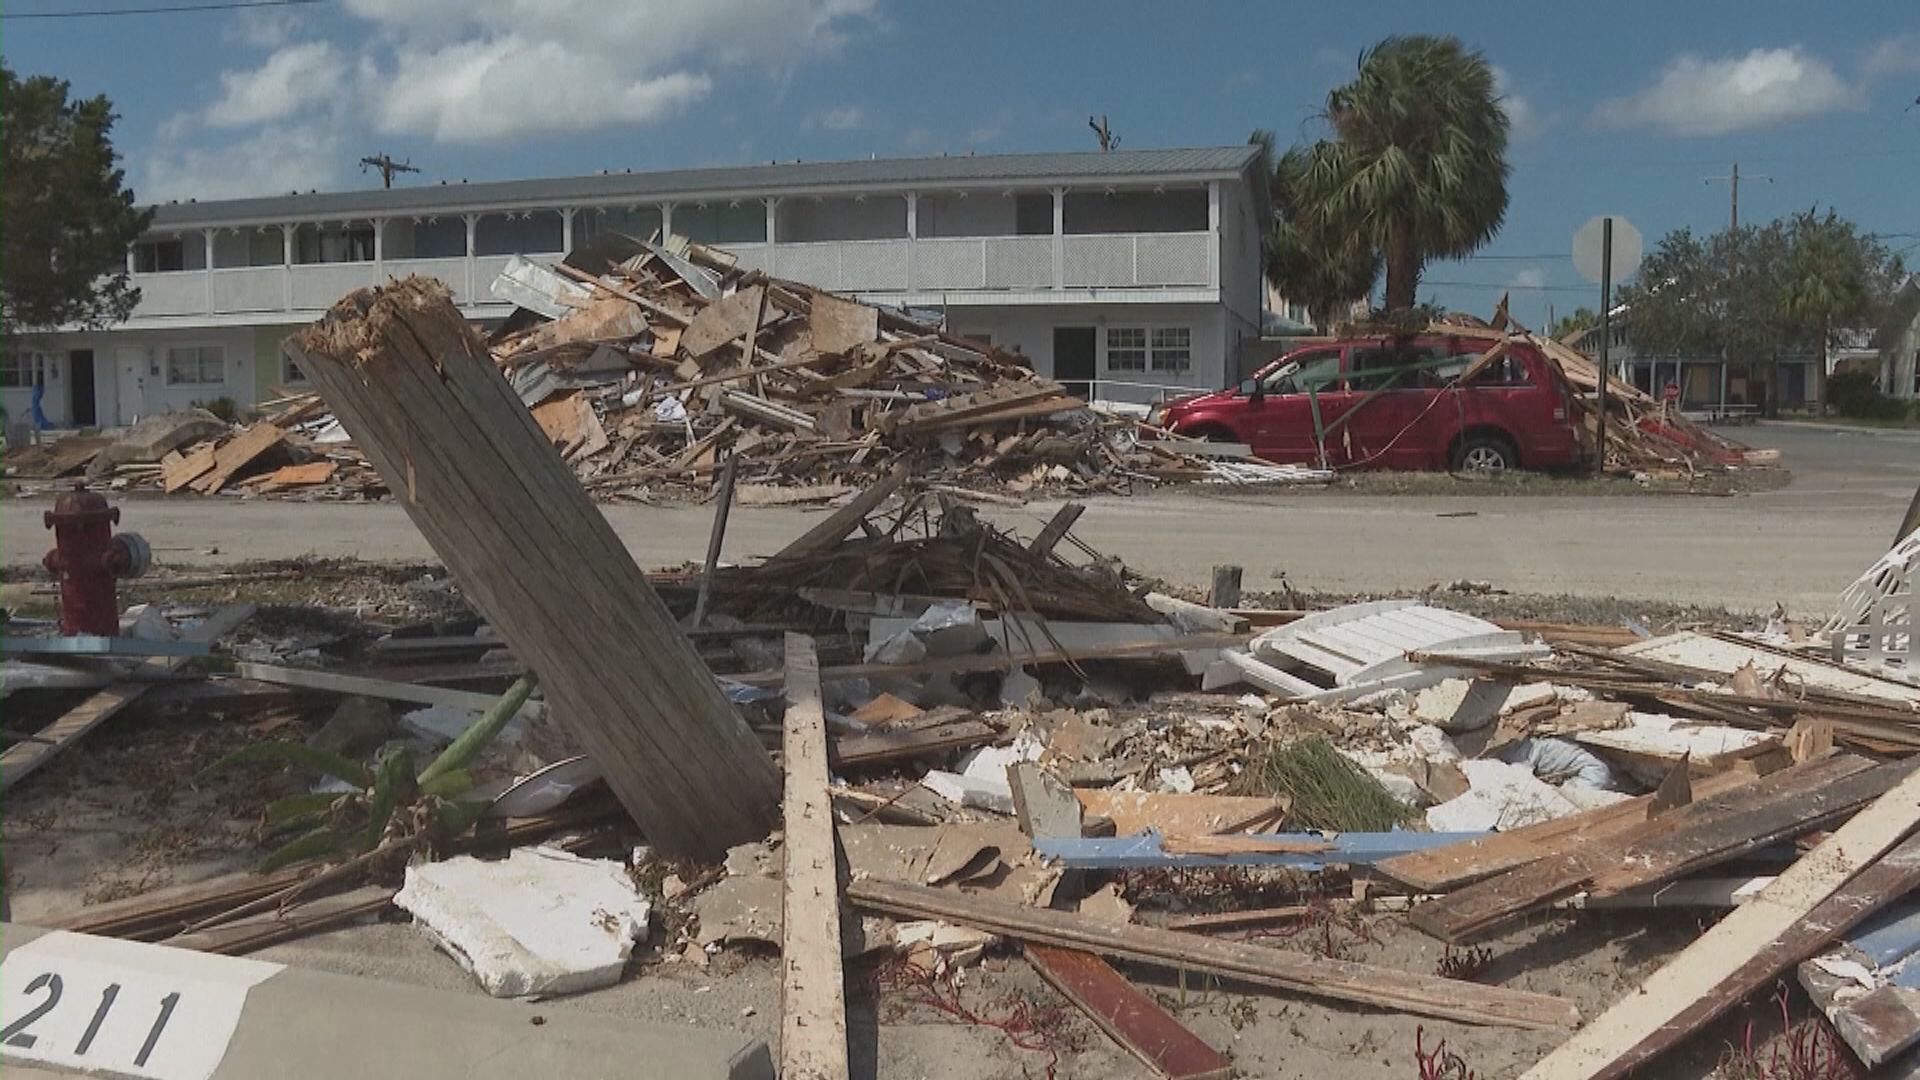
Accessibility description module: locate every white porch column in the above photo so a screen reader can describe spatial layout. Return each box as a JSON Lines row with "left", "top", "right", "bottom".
{"left": 764, "top": 197, "right": 778, "bottom": 275}
{"left": 372, "top": 217, "right": 385, "bottom": 279}
{"left": 282, "top": 224, "right": 295, "bottom": 310}
{"left": 203, "top": 228, "right": 216, "bottom": 315}
{"left": 1207, "top": 180, "right": 1222, "bottom": 289}
{"left": 560, "top": 208, "right": 575, "bottom": 254}
{"left": 463, "top": 214, "right": 480, "bottom": 302}
{"left": 1051, "top": 187, "right": 1066, "bottom": 290}
{"left": 125, "top": 246, "right": 136, "bottom": 275}
{"left": 905, "top": 192, "right": 918, "bottom": 290}
{"left": 660, "top": 202, "right": 674, "bottom": 240}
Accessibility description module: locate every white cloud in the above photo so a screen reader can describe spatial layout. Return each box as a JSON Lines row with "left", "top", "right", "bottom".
{"left": 1864, "top": 33, "right": 1920, "bottom": 78}
{"left": 1491, "top": 66, "right": 1552, "bottom": 141}
{"left": 808, "top": 105, "right": 867, "bottom": 131}
{"left": 373, "top": 35, "right": 711, "bottom": 141}
{"left": 204, "top": 42, "right": 341, "bottom": 128}
{"left": 1593, "top": 47, "right": 1865, "bottom": 136}
{"left": 142, "top": 124, "right": 347, "bottom": 202}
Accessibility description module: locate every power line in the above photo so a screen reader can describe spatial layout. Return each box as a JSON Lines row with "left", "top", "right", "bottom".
{"left": 2, "top": 0, "right": 324, "bottom": 19}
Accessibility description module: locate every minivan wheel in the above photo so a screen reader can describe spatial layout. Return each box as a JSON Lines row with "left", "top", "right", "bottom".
{"left": 1452, "top": 433, "right": 1518, "bottom": 473}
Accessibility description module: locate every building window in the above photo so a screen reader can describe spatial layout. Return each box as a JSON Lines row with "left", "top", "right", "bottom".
{"left": 0, "top": 352, "right": 35, "bottom": 388}
{"left": 1150, "top": 327, "right": 1192, "bottom": 373}
{"left": 134, "top": 239, "right": 186, "bottom": 273}
{"left": 282, "top": 353, "right": 310, "bottom": 386}
{"left": 1106, "top": 327, "right": 1147, "bottom": 372}
{"left": 165, "top": 345, "right": 224, "bottom": 387}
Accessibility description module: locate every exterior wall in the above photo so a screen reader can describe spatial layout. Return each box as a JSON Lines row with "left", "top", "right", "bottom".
{"left": 1888, "top": 312, "right": 1920, "bottom": 399}
{"left": 918, "top": 193, "right": 1026, "bottom": 237}
{"left": 251, "top": 324, "right": 308, "bottom": 401}
{"left": 30, "top": 325, "right": 264, "bottom": 426}
{"left": 1216, "top": 178, "right": 1263, "bottom": 378}
{"left": 946, "top": 302, "right": 1227, "bottom": 405}
{"left": 1, "top": 349, "right": 71, "bottom": 429}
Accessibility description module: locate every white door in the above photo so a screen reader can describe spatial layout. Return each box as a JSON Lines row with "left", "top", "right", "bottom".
{"left": 114, "top": 346, "right": 147, "bottom": 425}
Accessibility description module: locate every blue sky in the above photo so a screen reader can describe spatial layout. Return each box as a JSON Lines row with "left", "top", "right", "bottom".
{"left": 4, "top": 0, "right": 1917, "bottom": 322}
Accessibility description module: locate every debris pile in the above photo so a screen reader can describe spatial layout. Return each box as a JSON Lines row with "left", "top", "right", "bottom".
{"left": 4, "top": 289, "right": 1913, "bottom": 1078}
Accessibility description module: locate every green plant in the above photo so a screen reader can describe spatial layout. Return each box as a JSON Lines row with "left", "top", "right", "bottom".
{"left": 195, "top": 396, "right": 239, "bottom": 422}
{"left": 1231, "top": 737, "right": 1414, "bottom": 832}
{"left": 210, "top": 675, "right": 536, "bottom": 871}
{"left": 1828, "top": 371, "right": 1914, "bottom": 421}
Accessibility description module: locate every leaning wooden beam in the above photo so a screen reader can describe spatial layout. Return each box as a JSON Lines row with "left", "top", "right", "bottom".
{"left": 1026, "top": 944, "right": 1231, "bottom": 1080}
{"left": 770, "top": 461, "right": 911, "bottom": 562}
{"left": 0, "top": 604, "right": 255, "bottom": 790}
{"left": 847, "top": 878, "right": 1579, "bottom": 1030}
{"left": 691, "top": 451, "right": 739, "bottom": 629}
{"left": 1026, "top": 503, "right": 1087, "bottom": 558}
{"left": 288, "top": 278, "right": 777, "bottom": 861}
{"left": 1523, "top": 765, "right": 1920, "bottom": 1079}
{"left": 231, "top": 662, "right": 522, "bottom": 713}
{"left": 779, "top": 634, "right": 850, "bottom": 1080}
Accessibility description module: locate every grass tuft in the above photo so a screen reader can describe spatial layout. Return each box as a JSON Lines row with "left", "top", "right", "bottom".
{"left": 1232, "top": 737, "right": 1414, "bottom": 833}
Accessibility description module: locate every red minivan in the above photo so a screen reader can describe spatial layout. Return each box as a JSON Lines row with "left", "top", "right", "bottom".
{"left": 1149, "top": 334, "right": 1585, "bottom": 472}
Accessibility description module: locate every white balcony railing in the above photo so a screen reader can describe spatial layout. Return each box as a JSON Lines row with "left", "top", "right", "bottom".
{"left": 128, "top": 232, "right": 1214, "bottom": 320}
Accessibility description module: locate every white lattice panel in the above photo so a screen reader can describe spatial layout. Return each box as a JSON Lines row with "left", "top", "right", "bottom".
{"left": 840, "top": 240, "right": 910, "bottom": 291}
{"left": 1827, "top": 529, "right": 1919, "bottom": 678}
{"left": 984, "top": 237, "right": 1052, "bottom": 288}
{"left": 1136, "top": 233, "right": 1210, "bottom": 286}
{"left": 772, "top": 244, "right": 841, "bottom": 291}
{"left": 913, "top": 238, "right": 986, "bottom": 289}
{"left": 1063, "top": 236, "right": 1135, "bottom": 287}
{"left": 729, "top": 245, "right": 771, "bottom": 274}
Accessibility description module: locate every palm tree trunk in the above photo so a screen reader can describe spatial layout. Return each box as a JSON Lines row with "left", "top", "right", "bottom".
{"left": 1383, "top": 223, "right": 1418, "bottom": 312}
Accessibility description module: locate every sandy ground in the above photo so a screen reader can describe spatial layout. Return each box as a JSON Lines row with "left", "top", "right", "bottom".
{"left": 6, "top": 421, "right": 1912, "bottom": 616}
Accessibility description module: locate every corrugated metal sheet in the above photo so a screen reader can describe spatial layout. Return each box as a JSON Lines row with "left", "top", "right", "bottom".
{"left": 148, "top": 146, "right": 1261, "bottom": 230}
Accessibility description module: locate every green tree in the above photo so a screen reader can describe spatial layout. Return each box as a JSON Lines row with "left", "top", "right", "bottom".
{"left": 1278, "top": 35, "right": 1511, "bottom": 312}
{"left": 1254, "top": 130, "right": 1380, "bottom": 328}
{"left": 2, "top": 65, "right": 153, "bottom": 334}
{"left": 1549, "top": 307, "right": 1598, "bottom": 342}
{"left": 1781, "top": 209, "right": 1904, "bottom": 363}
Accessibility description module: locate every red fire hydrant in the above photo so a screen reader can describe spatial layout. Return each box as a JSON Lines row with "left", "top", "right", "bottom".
{"left": 42, "top": 486, "right": 151, "bottom": 636}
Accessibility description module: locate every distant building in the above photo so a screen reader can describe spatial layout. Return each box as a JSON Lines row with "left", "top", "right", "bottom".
{"left": 1570, "top": 305, "right": 1820, "bottom": 415}
{"left": 1865, "top": 276, "right": 1920, "bottom": 400}
{"left": 2, "top": 146, "right": 1270, "bottom": 428}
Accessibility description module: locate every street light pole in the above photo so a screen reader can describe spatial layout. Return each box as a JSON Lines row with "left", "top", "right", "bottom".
{"left": 1596, "top": 217, "right": 1612, "bottom": 473}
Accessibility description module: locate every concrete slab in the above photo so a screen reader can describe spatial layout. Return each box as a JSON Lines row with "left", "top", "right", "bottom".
{"left": 0, "top": 925, "right": 773, "bottom": 1080}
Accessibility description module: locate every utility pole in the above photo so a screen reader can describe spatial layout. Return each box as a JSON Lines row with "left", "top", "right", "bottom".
{"left": 1704, "top": 162, "right": 1771, "bottom": 231}
{"left": 359, "top": 153, "right": 420, "bottom": 189}
{"left": 1088, "top": 115, "right": 1120, "bottom": 152}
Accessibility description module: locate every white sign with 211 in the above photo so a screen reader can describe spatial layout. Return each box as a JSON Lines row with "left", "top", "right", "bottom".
{"left": 1, "top": 931, "right": 282, "bottom": 1079}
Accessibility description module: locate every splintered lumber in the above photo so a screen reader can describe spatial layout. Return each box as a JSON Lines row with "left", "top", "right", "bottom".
{"left": 692, "top": 452, "right": 738, "bottom": 628}
{"left": 1009, "top": 763, "right": 1082, "bottom": 840}
{"left": 1410, "top": 753, "right": 1880, "bottom": 943}
{"left": 1522, "top": 765, "right": 1920, "bottom": 1080}
{"left": 1026, "top": 945, "right": 1231, "bottom": 1080}
{"left": 287, "top": 277, "right": 777, "bottom": 860}
{"left": 770, "top": 461, "right": 910, "bottom": 561}
{"left": 847, "top": 879, "right": 1580, "bottom": 1030}
{"left": 779, "top": 635, "right": 850, "bottom": 1080}
{"left": 189, "top": 422, "right": 286, "bottom": 493}
{"left": 1377, "top": 771, "right": 1753, "bottom": 892}
{"left": 162, "top": 442, "right": 217, "bottom": 492}
{"left": 0, "top": 604, "right": 254, "bottom": 790}
{"left": 831, "top": 719, "right": 998, "bottom": 768}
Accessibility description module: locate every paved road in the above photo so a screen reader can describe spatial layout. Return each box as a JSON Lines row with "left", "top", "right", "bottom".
{"left": 5, "top": 422, "right": 1913, "bottom": 615}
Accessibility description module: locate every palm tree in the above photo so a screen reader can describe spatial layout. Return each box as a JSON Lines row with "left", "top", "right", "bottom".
{"left": 1780, "top": 210, "right": 1895, "bottom": 412}
{"left": 1254, "top": 131, "right": 1380, "bottom": 328}
{"left": 1293, "top": 36, "right": 1511, "bottom": 311}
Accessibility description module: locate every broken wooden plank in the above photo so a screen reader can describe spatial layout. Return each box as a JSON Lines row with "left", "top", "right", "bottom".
{"left": 0, "top": 604, "right": 255, "bottom": 790}
{"left": 1027, "top": 503, "right": 1087, "bottom": 559}
{"left": 1072, "top": 791, "right": 1287, "bottom": 839}
{"left": 164, "top": 885, "right": 396, "bottom": 956}
{"left": 259, "top": 460, "right": 339, "bottom": 489}
{"left": 681, "top": 283, "right": 766, "bottom": 359}
{"left": 831, "top": 720, "right": 998, "bottom": 769}
{"left": 1163, "top": 906, "right": 1311, "bottom": 932}
{"left": 162, "top": 442, "right": 218, "bottom": 492}
{"left": 288, "top": 278, "right": 777, "bottom": 861}
{"left": 189, "top": 422, "right": 286, "bottom": 494}
{"left": 847, "top": 878, "right": 1580, "bottom": 1030}
{"left": 1026, "top": 944, "right": 1231, "bottom": 1080}
{"left": 809, "top": 290, "right": 879, "bottom": 355}
{"left": 779, "top": 634, "right": 850, "bottom": 1080}
{"left": 738, "top": 631, "right": 1252, "bottom": 689}
{"left": 1523, "top": 765, "right": 1920, "bottom": 1079}
{"left": 1037, "top": 831, "right": 1478, "bottom": 870}
{"left": 691, "top": 451, "right": 738, "bottom": 629}
{"left": 231, "top": 662, "right": 525, "bottom": 713}
{"left": 770, "top": 461, "right": 910, "bottom": 562}
{"left": 1409, "top": 753, "right": 1878, "bottom": 943}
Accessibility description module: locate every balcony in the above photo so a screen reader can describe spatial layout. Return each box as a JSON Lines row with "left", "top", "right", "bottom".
{"left": 127, "top": 231, "right": 1213, "bottom": 322}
